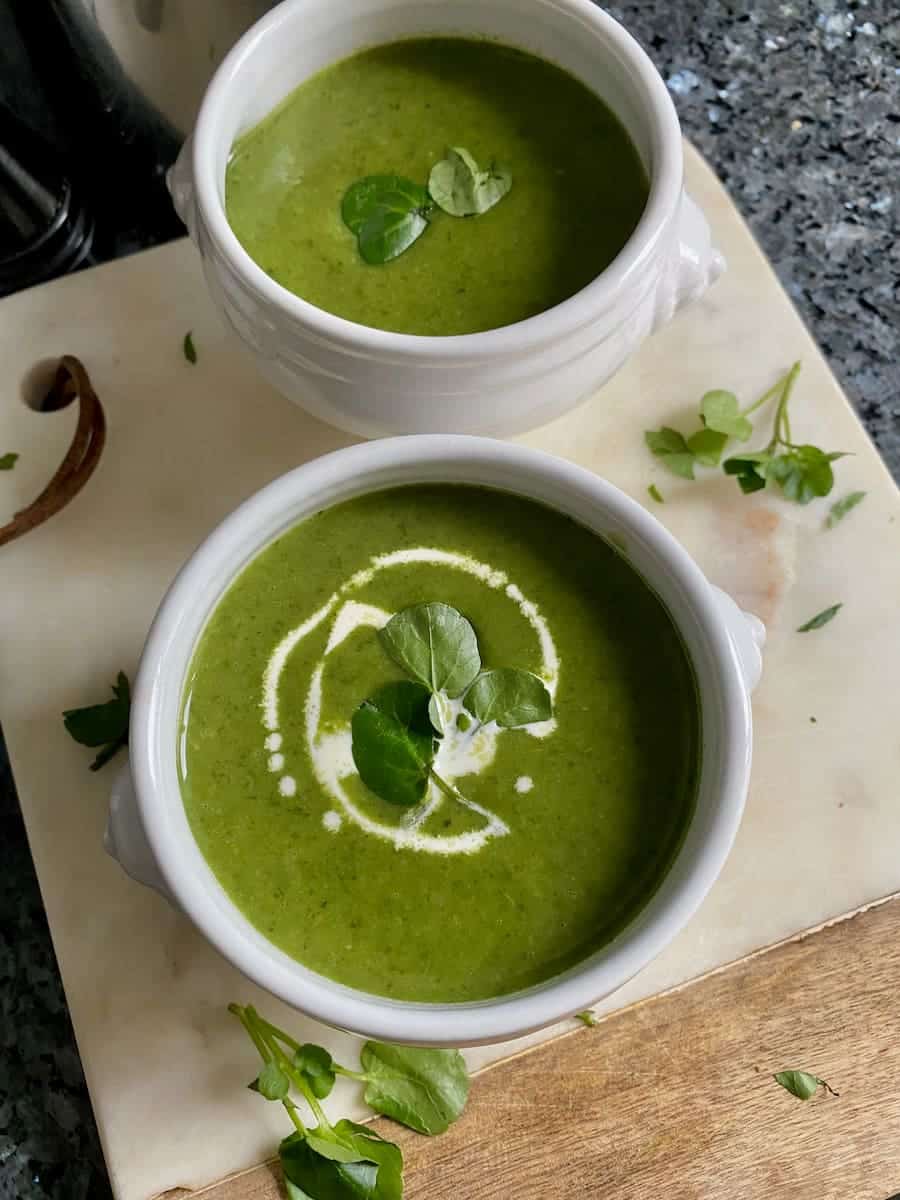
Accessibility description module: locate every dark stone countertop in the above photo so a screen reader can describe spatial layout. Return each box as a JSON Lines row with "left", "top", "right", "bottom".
{"left": 1, "top": 3, "right": 898, "bottom": 1198}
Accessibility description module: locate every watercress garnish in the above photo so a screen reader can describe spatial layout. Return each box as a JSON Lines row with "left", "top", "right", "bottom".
{"left": 341, "top": 175, "right": 432, "bottom": 265}
{"left": 825, "top": 490, "right": 866, "bottom": 529}
{"left": 428, "top": 147, "right": 512, "bottom": 217}
{"left": 647, "top": 484, "right": 664, "bottom": 504}
{"left": 294, "top": 1043, "right": 338, "bottom": 1100}
{"left": 62, "top": 671, "right": 131, "bottom": 771}
{"left": 774, "top": 1070, "right": 839, "bottom": 1100}
{"left": 796, "top": 603, "right": 842, "bottom": 632}
{"left": 645, "top": 364, "right": 848, "bottom": 506}
{"left": 575, "top": 1011, "right": 598, "bottom": 1028}
{"left": 351, "top": 681, "right": 438, "bottom": 807}
{"left": 463, "top": 667, "right": 552, "bottom": 728}
{"left": 358, "top": 1042, "right": 470, "bottom": 1135}
{"left": 379, "top": 603, "right": 481, "bottom": 697}
{"left": 0, "top": 452, "right": 19, "bottom": 470}
{"left": 229, "top": 1003, "right": 471, "bottom": 1199}
{"left": 353, "top": 604, "right": 552, "bottom": 809}
{"left": 182, "top": 331, "right": 197, "bottom": 364}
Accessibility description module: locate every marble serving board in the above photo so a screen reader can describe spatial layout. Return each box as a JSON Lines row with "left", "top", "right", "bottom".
{"left": 2, "top": 144, "right": 899, "bottom": 1200}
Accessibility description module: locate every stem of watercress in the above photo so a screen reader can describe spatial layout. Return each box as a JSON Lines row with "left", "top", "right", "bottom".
{"left": 767, "top": 360, "right": 802, "bottom": 450}
{"left": 428, "top": 767, "right": 470, "bottom": 807}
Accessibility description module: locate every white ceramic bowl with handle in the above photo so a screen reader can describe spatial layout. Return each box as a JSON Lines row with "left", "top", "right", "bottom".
{"left": 107, "top": 435, "right": 763, "bottom": 1046}
{"left": 168, "top": 0, "right": 724, "bottom": 438}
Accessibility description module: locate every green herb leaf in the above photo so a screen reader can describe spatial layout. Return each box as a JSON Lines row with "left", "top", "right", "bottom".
{"left": 294, "top": 1043, "right": 336, "bottom": 1100}
{"left": 699, "top": 390, "right": 753, "bottom": 441}
{"left": 62, "top": 672, "right": 130, "bottom": 771}
{"left": 723, "top": 451, "right": 771, "bottom": 495}
{"left": 774, "top": 1070, "right": 838, "bottom": 1100}
{"left": 428, "top": 147, "right": 512, "bottom": 217}
{"left": 342, "top": 175, "right": 431, "bottom": 265}
{"left": 644, "top": 428, "right": 696, "bottom": 480}
{"left": 463, "top": 668, "right": 552, "bottom": 728}
{"left": 279, "top": 1122, "right": 402, "bottom": 1200}
{"left": 797, "top": 603, "right": 842, "bottom": 633}
{"left": 351, "top": 681, "right": 437, "bottom": 807}
{"left": 686, "top": 427, "right": 729, "bottom": 467}
{"left": 647, "top": 484, "right": 664, "bottom": 504}
{"left": 575, "top": 1011, "right": 598, "bottom": 1027}
{"left": 360, "top": 1042, "right": 470, "bottom": 1136}
{"left": 379, "top": 603, "right": 481, "bottom": 697}
{"left": 767, "top": 446, "right": 845, "bottom": 505}
{"left": 251, "top": 1060, "right": 290, "bottom": 1101}
{"left": 825, "top": 490, "right": 866, "bottom": 529}
{"left": 183, "top": 331, "right": 197, "bottom": 364}
{"left": 0, "top": 452, "right": 19, "bottom": 470}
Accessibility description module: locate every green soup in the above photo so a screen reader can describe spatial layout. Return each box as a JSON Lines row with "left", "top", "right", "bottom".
{"left": 180, "top": 486, "right": 700, "bottom": 1002}
{"left": 225, "top": 38, "right": 649, "bottom": 335}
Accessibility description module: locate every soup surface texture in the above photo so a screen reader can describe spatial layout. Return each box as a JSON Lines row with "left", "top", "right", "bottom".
{"left": 225, "top": 38, "right": 649, "bottom": 335}
{"left": 180, "top": 486, "right": 699, "bottom": 1002}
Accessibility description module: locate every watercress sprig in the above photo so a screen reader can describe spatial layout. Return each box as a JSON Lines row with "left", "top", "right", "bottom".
{"left": 774, "top": 1069, "right": 839, "bottom": 1100}
{"left": 230, "top": 1003, "right": 470, "bottom": 1199}
{"left": 351, "top": 603, "right": 552, "bottom": 808}
{"left": 62, "top": 672, "right": 131, "bottom": 771}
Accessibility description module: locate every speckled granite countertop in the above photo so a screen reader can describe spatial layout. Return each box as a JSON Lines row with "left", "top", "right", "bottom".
{"left": 1, "top": 3, "right": 898, "bottom": 1198}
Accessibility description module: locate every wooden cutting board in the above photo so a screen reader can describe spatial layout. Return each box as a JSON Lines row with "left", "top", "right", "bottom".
{"left": 2, "top": 143, "right": 899, "bottom": 1200}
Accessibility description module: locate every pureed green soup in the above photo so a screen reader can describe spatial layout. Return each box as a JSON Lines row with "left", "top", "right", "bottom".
{"left": 225, "top": 38, "right": 650, "bottom": 335}
{"left": 180, "top": 486, "right": 700, "bottom": 1002}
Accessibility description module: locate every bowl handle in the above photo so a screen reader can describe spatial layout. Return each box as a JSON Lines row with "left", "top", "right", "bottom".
{"left": 653, "top": 190, "right": 726, "bottom": 332}
{"left": 709, "top": 586, "right": 766, "bottom": 693}
{"left": 105, "top": 760, "right": 176, "bottom": 904}
{"left": 167, "top": 134, "right": 199, "bottom": 243}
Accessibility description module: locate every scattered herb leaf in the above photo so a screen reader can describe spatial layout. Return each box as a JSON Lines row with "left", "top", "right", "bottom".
{"left": 767, "top": 446, "right": 845, "bottom": 505}
{"left": 428, "top": 147, "right": 512, "bottom": 217}
{"left": 280, "top": 1123, "right": 402, "bottom": 1200}
{"left": 183, "top": 331, "right": 197, "bottom": 364}
{"left": 379, "top": 603, "right": 481, "bottom": 697}
{"left": 350, "top": 681, "right": 437, "bottom": 807}
{"left": 699, "top": 390, "right": 753, "bottom": 441}
{"left": 797, "top": 603, "right": 842, "bottom": 633}
{"left": 463, "top": 667, "right": 552, "bottom": 728}
{"left": 360, "top": 1042, "right": 470, "bottom": 1135}
{"left": 62, "top": 672, "right": 130, "bottom": 771}
{"left": 687, "top": 427, "right": 729, "bottom": 467}
{"left": 644, "top": 428, "right": 696, "bottom": 480}
{"left": 722, "top": 450, "right": 771, "bottom": 494}
{"left": 341, "top": 175, "right": 432, "bottom": 264}
{"left": 647, "top": 483, "right": 664, "bottom": 504}
{"left": 575, "top": 1011, "right": 598, "bottom": 1027}
{"left": 294, "top": 1044, "right": 336, "bottom": 1100}
{"left": 252, "top": 1060, "right": 290, "bottom": 1101}
{"left": 0, "top": 452, "right": 19, "bottom": 470}
{"left": 774, "top": 1070, "right": 838, "bottom": 1100}
{"left": 826, "top": 490, "right": 866, "bottom": 529}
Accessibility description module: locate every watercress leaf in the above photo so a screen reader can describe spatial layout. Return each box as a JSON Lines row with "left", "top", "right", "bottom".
{"left": 644, "top": 428, "right": 695, "bottom": 480}
{"left": 773, "top": 1070, "right": 837, "bottom": 1100}
{"left": 379, "top": 603, "right": 480, "bottom": 697}
{"left": 647, "top": 484, "right": 664, "bottom": 504}
{"left": 358, "top": 206, "right": 428, "bottom": 265}
{"left": 699, "top": 390, "right": 752, "bottom": 440}
{"left": 253, "top": 1059, "right": 290, "bottom": 1101}
{"left": 342, "top": 175, "right": 432, "bottom": 265}
{"left": 826, "top": 490, "right": 866, "bottom": 529}
{"left": 294, "top": 1043, "right": 336, "bottom": 1099}
{"left": 428, "top": 147, "right": 512, "bottom": 217}
{"left": 427, "top": 692, "right": 447, "bottom": 737}
{"left": 723, "top": 452, "right": 771, "bottom": 495}
{"left": 360, "top": 1042, "right": 470, "bottom": 1135}
{"left": 767, "top": 445, "right": 839, "bottom": 505}
{"left": 333, "top": 1122, "right": 403, "bottom": 1198}
{"left": 0, "top": 452, "right": 19, "bottom": 470}
{"left": 279, "top": 1129, "right": 389, "bottom": 1200}
{"left": 63, "top": 674, "right": 131, "bottom": 749}
{"left": 575, "top": 1011, "right": 598, "bottom": 1027}
{"left": 183, "top": 331, "right": 197, "bottom": 364}
{"left": 797, "top": 603, "right": 842, "bottom": 632}
{"left": 351, "top": 683, "right": 436, "bottom": 807}
{"left": 463, "top": 668, "right": 552, "bottom": 728}
{"left": 686, "top": 427, "right": 729, "bottom": 467}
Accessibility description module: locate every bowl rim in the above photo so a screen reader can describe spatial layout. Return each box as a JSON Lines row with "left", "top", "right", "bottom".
{"left": 190, "top": 0, "right": 684, "bottom": 361}
{"left": 131, "top": 435, "right": 752, "bottom": 1045}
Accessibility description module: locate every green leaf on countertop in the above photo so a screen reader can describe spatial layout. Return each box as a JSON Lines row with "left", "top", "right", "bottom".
{"left": 279, "top": 1122, "right": 403, "bottom": 1200}
{"left": 647, "top": 483, "right": 664, "bottom": 503}
{"left": 774, "top": 1070, "right": 839, "bottom": 1100}
{"left": 62, "top": 671, "right": 130, "bottom": 771}
{"left": 428, "top": 147, "right": 512, "bottom": 217}
{"left": 686, "top": 427, "right": 729, "bottom": 467}
{"left": 463, "top": 668, "right": 552, "bottom": 729}
{"left": 644, "top": 427, "right": 696, "bottom": 480}
{"left": 183, "top": 331, "right": 197, "bottom": 364}
{"left": 351, "top": 681, "right": 437, "bottom": 807}
{"left": 0, "top": 452, "right": 19, "bottom": 470}
{"left": 251, "top": 1060, "right": 291, "bottom": 1101}
{"left": 699, "top": 390, "right": 753, "bottom": 441}
{"left": 767, "top": 446, "right": 846, "bottom": 506}
{"left": 796, "top": 603, "right": 842, "bottom": 633}
{"left": 575, "top": 1011, "right": 598, "bottom": 1027}
{"left": 360, "top": 1042, "right": 470, "bottom": 1135}
{"left": 825, "top": 490, "right": 866, "bottom": 529}
{"left": 293, "top": 1044, "right": 337, "bottom": 1100}
{"left": 379, "top": 603, "right": 481, "bottom": 697}
{"left": 722, "top": 451, "right": 772, "bottom": 495}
